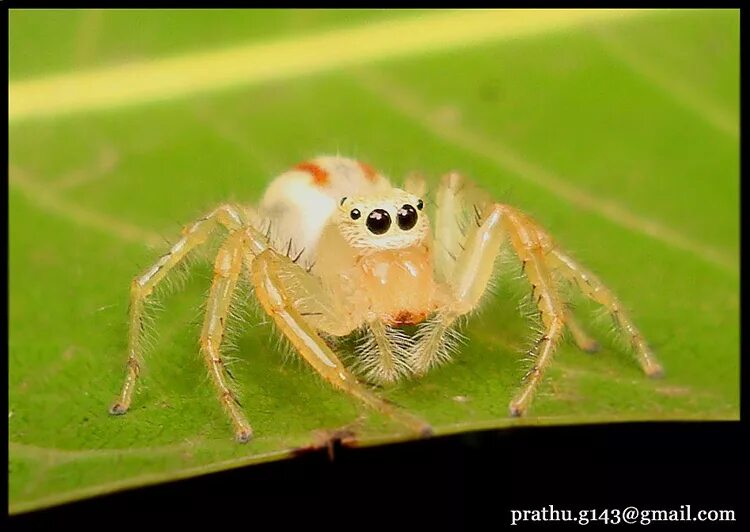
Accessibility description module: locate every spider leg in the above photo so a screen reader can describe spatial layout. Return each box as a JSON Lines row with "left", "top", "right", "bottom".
{"left": 110, "top": 204, "right": 246, "bottom": 416}
{"left": 421, "top": 176, "right": 658, "bottom": 416}
{"left": 433, "top": 172, "right": 492, "bottom": 283}
{"left": 355, "top": 319, "right": 411, "bottom": 384}
{"left": 410, "top": 173, "right": 494, "bottom": 375}
{"left": 403, "top": 171, "right": 426, "bottom": 198}
{"left": 249, "top": 247, "right": 432, "bottom": 437}
{"left": 564, "top": 310, "right": 600, "bottom": 353}
{"left": 549, "top": 249, "right": 663, "bottom": 377}
{"left": 498, "top": 205, "right": 568, "bottom": 416}
{"left": 200, "top": 231, "right": 253, "bottom": 442}
{"left": 434, "top": 173, "right": 468, "bottom": 283}
{"left": 244, "top": 242, "right": 411, "bottom": 384}
{"left": 479, "top": 203, "right": 660, "bottom": 415}
{"left": 429, "top": 200, "right": 568, "bottom": 416}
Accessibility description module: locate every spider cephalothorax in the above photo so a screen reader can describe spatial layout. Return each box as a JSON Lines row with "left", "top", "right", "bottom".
{"left": 337, "top": 190, "right": 430, "bottom": 252}
{"left": 110, "top": 155, "right": 663, "bottom": 442}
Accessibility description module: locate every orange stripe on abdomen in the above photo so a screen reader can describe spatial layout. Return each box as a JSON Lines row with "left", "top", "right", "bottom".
{"left": 295, "top": 161, "right": 329, "bottom": 186}
{"left": 358, "top": 161, "right": 379, "bottom": 182}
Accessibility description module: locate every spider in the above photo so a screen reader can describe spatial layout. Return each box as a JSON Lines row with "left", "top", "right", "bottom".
{"left": 110, "top": 155, "right": 663, "bottom": 442}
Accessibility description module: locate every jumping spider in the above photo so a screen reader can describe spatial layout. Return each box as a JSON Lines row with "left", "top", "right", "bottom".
{"left": 110, "top": 155, "right": 663, "bottom": 442}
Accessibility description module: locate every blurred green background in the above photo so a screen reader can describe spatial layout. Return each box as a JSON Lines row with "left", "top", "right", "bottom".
{"left": 9, "top": 9, "right": 739, "bottom": 514}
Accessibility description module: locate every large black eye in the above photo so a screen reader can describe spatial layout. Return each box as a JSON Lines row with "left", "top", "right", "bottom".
{"left": 350, "top": 208, "right": 361, "bottom": 220}
{"left": 366, "top": 209, "right": 391, "bottom": 234}
{"left": 397, "top": 204, "right": 418, "bottom": 230}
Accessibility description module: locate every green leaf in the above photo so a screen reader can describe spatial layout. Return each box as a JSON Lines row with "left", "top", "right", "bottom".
{"left": 9, "top": 9, "right": 739, "bottom": 514}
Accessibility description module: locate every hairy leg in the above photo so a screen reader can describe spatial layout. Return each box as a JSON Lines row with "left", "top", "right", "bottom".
{"left": 410, "top": 197, "right": 503, "bottom": 375}
{"left": 250, "top": 248, "right": 432, "bottom": 437}
{"left": 200, "top": 231, "right": 253, "bottom": 442}
{"left": 472, "top": 203, "right": 660, "bottom": 414}
{"left": 403, "top": 171, "right": 426, "bottom": 199}
{"left": 410, "top": 174, "right": 493, "bottom": 374}
{"left": 424, "top": 179, "right": 657, "bottom": 415}
{"left": 246, "top": 235, "right": 411, "bottom": 385}
{"left": 433, "top": 172, "right": 492, "bottom": 283}
{"left": 110, "top": 204, "right": 245, "bottom": 415}
{"left": 549, "top": 249, "right": 662, "bottom": 377}
{"left": 355, "top": 319, "right": 411, "bottom": 384}
{"left": 565, "top": 310, "right": 600, "bottom": 353}
{"left": 497, "top": 205, "right": 568, "bottom": 416}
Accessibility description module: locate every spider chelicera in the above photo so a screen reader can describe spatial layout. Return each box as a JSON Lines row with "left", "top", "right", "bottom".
{"left": 110, "top": 155, "right": 663, "bottom": 442}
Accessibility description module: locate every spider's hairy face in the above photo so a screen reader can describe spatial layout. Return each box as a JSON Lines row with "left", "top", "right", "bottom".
{"left": 336, "top": 189, "right": 429, "bottom": 252}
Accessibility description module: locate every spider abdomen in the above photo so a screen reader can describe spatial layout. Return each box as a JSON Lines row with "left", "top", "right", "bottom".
{"left": 258, "top": 155, "right": 390, "bottom": 258}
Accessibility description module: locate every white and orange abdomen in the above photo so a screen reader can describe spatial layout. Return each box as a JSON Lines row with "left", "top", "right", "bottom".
{"left": 258, "top": 155, "right": 390, "bottom": 257}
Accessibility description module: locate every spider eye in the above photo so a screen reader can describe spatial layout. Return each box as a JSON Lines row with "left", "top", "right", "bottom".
{"left": 366, "top": 209, "right": 391, "bottom": 235}
{"left": 417, "top": 199, "right": 424, "bottom": 210}
{"left": 397, "top": 204, "right": 418, "bottom": 231}
{"left": 350, "top": 208, "right": 361, "bottom": 220}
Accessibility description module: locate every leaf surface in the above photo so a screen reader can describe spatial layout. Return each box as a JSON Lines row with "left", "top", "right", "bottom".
{"left": 9, "top": 9, "right": 739, "bottom": 513}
